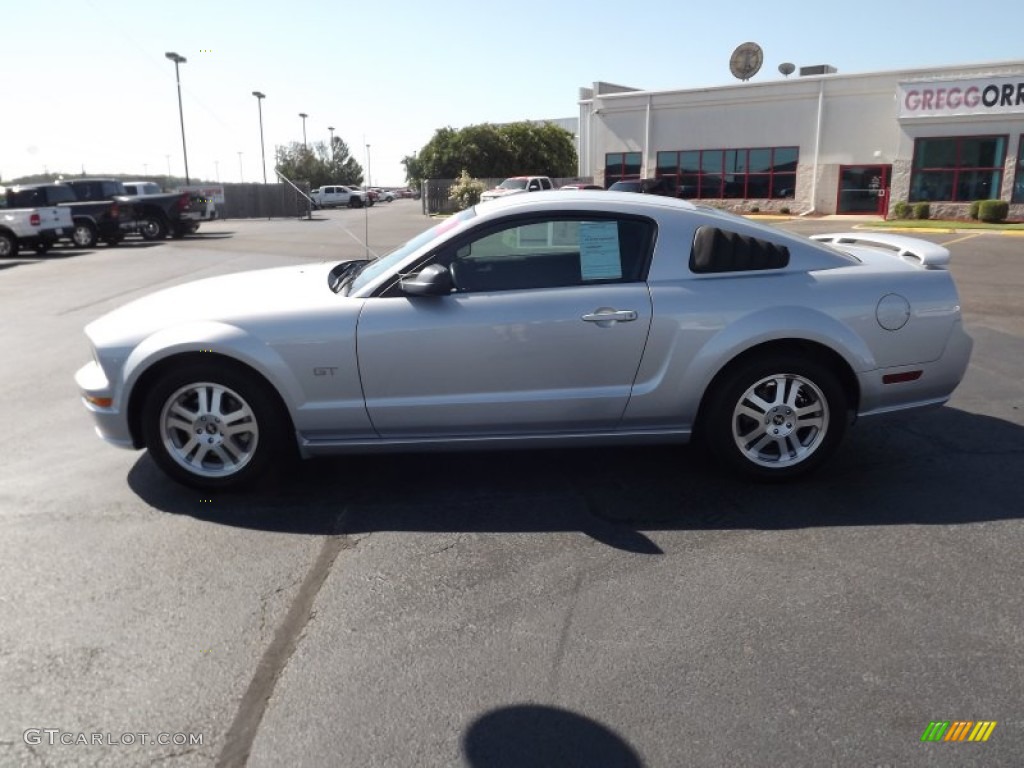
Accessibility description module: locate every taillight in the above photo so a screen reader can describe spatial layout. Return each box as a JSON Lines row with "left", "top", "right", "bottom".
{"left": 177, "top": 193, "right": 190, "bottom": 211}
{"left": 30, "top": 213, "right": 41, "bottom": 226}
{"left": 110, "top": 202, "right": 120, "bottom": 219}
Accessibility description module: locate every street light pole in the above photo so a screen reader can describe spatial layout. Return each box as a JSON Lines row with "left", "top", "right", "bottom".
{"left": 328, "top": 126, "right": 335, "bottom": 159}
{"left": 237, "top": 151, "right": 244, "bottom": 182}
{"left": 164, "top": 52, "right": 190, "bottom": 184}
{"left": 365, "top": 143, "right": 371, "bottom": 188}
{"left": 298, "top": 113, "right": 308, "bottom": 148}
{"left": 252, "top": 91, "right": 267, "bottom": 184}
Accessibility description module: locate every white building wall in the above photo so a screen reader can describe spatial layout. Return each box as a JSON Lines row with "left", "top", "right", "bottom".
{"left": 580, "top": 61, "right": 1024, "bottom": 216}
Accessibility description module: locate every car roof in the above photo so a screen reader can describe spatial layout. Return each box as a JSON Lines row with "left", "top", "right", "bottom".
{"left": 479, "top": 189, "right": 697, "bottom": 213}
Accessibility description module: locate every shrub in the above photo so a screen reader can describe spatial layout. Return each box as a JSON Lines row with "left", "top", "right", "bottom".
{"left": 779, "top": 206, "right": 791, "bottom": 214}
{"left": 978, "top": 199, "right": 1009, "bottom": 223}
{"left": 913, "top": 202, "right": 930, "bottom": 220}
{"left": 968, "top": 200, "right": 982, "bottom": 220}
{"left": 448, "top": 169, "right": 485, "bottom": 210}
{"left": 750, "top": 205, "right": 760, "bottom": 213}
{"left": 891, "top": 201, "right": 910, "bottom": 219}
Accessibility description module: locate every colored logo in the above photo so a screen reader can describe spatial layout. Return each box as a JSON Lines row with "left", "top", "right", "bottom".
{"left": 921, "top": 721, "right": 996, "bottom": 742}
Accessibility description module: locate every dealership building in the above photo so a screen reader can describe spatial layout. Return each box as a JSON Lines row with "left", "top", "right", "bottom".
{"left": 577, "top": 59, "right": 1024, "bottom": 217}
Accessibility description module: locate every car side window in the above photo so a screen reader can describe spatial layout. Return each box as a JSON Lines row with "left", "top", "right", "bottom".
{"left": 541, "top": 178, "right": 552, "bottom": 190}
{"left": 447, "top": 216, "right": 655, "bottom": 293}
{"left": 528, "top": 180, "right": 540, "bottom": 191}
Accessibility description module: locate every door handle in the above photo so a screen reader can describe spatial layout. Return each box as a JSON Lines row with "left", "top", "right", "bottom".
{"left": 581, "top": 309, "right": 638, "bottom": 323}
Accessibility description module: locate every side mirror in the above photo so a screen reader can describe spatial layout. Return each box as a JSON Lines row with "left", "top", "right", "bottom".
{"left": 400, "top": 263, "right": 453, "bottom": 296}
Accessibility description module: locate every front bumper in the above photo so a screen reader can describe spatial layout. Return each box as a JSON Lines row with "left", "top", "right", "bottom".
{"left": 74, "top": 360, "right": 136, "bottom": 449}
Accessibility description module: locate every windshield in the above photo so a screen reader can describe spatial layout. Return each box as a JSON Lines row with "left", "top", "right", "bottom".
{"left": 346, "top": 207, "right": 477, "bottom": 294}
{"left": 499, "top": 178, "right": 528, "bottom": 190}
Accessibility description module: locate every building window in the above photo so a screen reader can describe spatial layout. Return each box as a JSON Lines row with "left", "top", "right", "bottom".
{"left": 605, "top": 152, "right": 642, "bottom": 187}
{"left": 656, "top": 147, "right": 797, "bottom": 199}
{"left": 1013, "top": 137, "right": 1024, "bottom": 204}
{"left": 909, "top": 135, "right": 1007, "bottom": 202}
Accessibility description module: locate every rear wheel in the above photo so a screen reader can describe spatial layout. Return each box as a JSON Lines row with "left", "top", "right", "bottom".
{"left": 0, "top": 231, "right": 18, "bottom": 258}
{"left": 703, "top": 354, "right": 847, "bottom": 480}
{"left": 71, "top": 221, "right": 97, "bottom": 248}
{"left": 141, "top": 361, "right": 292, "bottom": 490}
{"left": 139, "top": 216, "right": 168, "bottom": 241}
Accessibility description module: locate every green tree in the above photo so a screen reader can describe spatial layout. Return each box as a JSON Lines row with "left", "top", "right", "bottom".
{"left": 407, "top": 122, "right": 577, "bottom": 183}
{"left": 401, "top": 152, "right": 425, "bottom": 189}
{"left": 275, "top": 139, "right": 363, "bottom": 188}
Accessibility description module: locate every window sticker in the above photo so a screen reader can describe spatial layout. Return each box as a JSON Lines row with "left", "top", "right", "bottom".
{"left": 579, "top": 221, "right": 622, "bottom": 280}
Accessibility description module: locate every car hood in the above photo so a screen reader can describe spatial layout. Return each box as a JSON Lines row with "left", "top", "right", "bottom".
{"left": 85, "top": 262, "right": 345, "bottom": 347}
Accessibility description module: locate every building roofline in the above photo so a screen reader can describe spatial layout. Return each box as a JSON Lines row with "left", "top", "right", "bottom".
{"left": 578, "top": 59, "right": 1024, "bottom": 103}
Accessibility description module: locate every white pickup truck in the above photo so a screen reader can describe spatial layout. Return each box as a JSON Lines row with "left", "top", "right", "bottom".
{"left": 0, "top": 188, "right": 74, "bottom": 257}
{"left": 480, "top": 175, "right": 554, "bottom": 202}
{"left": 310, "top": 185, "right": 367, "bottom": 209}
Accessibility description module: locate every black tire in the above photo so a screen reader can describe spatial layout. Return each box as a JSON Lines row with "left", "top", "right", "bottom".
{"left": 70, "top": 221, "right": 98, "bottom": 248}
{"left": 0, "top": 231, "right": 18, "bottom": 258}
{"left": 141, "top": 361, "right": 293, "bottom": 490}
{"left": 348, "top": 198, "right": 359, "bottom": 208}
{"left": 139, "top": 215, "right": 168, "bottom": 241}
{"left": 702, "top": 354, "right": 847, "bottom": 480}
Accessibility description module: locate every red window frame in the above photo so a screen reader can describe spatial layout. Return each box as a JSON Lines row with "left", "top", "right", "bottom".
{"left": 655, "top": 147, "right": 797, "bottom": 199}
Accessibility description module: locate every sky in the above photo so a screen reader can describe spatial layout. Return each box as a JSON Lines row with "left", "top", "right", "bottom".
{"left": 2, "top": 0, "right": 1022, "bottom": 187}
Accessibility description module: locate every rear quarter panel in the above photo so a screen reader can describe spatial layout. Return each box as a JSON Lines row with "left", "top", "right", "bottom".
{"left": 622, "top": 210, "right": 963, "bottom": 429}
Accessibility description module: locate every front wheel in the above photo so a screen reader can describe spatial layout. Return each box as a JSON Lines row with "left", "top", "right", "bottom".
{"left": 141, "top": 362, "right": 292, "bottom": 490}
{"left": 703, "top": 355, "right": 848, "bottom": 480}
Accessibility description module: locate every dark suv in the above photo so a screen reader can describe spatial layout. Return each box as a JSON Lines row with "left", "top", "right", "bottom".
{"left": 608, "top": 178, "right": 676, "bottom": 196}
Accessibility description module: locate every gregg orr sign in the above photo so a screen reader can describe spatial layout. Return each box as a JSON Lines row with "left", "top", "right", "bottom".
{"left": 898, "top": 75, "right": 1024, "bottom": 118}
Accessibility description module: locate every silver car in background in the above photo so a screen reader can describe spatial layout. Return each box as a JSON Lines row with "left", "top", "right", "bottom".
{"left": 75, "top": 192, "right": 972, "bottom": 490}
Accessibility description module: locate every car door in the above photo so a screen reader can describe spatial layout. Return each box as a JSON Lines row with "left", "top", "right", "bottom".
{"left": 356, "top": 213, "right": 656, "bottom": 437}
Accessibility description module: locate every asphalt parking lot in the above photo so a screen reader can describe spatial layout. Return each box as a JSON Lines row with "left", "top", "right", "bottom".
{"left": 1, "top": 201, "right": 1022, "bottom": 767}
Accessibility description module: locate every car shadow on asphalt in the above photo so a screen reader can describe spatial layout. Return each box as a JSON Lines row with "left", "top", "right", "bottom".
{"left": 0, "top": 260, "right": 42, "bottom": 271}
{"left": 127, "top": 407, "right": 1024, "bottom": 553}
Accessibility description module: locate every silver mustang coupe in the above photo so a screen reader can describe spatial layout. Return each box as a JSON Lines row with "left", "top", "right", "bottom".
{"left": 75, "top": 192, "right": 972, "bottom": 490}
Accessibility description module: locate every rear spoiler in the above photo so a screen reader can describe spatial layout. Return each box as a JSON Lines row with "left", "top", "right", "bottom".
{"left": 811, "top": 232, "right": 951, "bottom": 268}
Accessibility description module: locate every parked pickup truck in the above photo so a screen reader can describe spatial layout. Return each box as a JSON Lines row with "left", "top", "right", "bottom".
{"left": 63, "top": 178, "right": 202, "bottom": 240}
{"left": 5, "top": 183, "right": 131, "bottom": 248}
{"left": 480, "top": 175, "right": 554, "bottom": 202}
{"left": 309, "top": 185, "right": 367, "bottom": 209}
{"left": 0, "top": 189, "right": 75, "bottom": 257}
{"left": 123, "top": 181, "right": 216, "bottom": 234}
